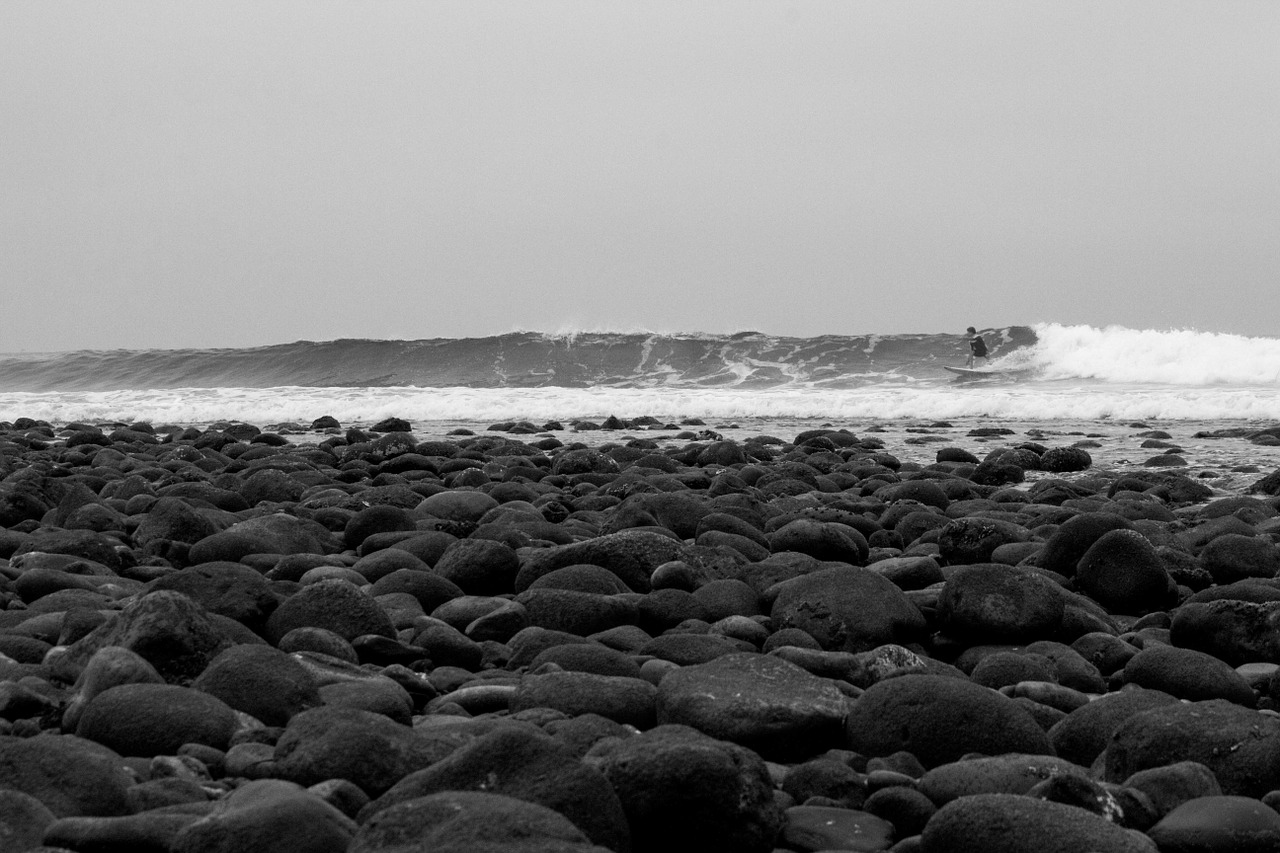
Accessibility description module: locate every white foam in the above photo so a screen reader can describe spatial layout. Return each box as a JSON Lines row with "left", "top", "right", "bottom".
{"left": 1027, "top": 323, "right": 1280, "bottom": 385}
{"left": 4, "top": 382, "right": 1280, "bottom": 426}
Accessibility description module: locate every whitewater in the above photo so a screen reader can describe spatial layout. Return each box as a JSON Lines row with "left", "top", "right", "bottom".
{"left": 1, "top": 324, "right": 1278, "bottom": 427}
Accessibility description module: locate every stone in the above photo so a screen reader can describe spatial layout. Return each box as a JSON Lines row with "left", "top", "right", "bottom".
{"left": 596, "top": 724, "right": 784, "bottom": 853}
{"left": 768, "top": 519, "right": 869, "bottom": 565}
{"left": 265, "top": 579, "right": 396, "bottom": 644}
{"left": 1123, "top": 761, "right": 1224, "bottom": 819}
{"left": 1048, "top": 685, "right": 1181, "bottom": 767}
{"left": 510, "top": 670, "right": 657, "bottom": 729}
{"left": 918, "top": 754, "right": 1091, "bottom": 805}
{"left": 432, "top": 538, "right": 521, "bottom": 596}
{"left": 172, "top": 779, "right": 356, "bottom": 853}
{"left": 920, "top": 793, "right": 1152, "bottom": 853}
{"left": 351, "top": 790, "right": 604, "bottom": 853}
{"left": 0, "top": 789, "right": 57, "bottom": 852}
{"left": 49, "top": 590, "right": 238, "bottom": 686}
{"left": 145, "top": 561, "right": 280, "bottom": 634}
{"left": 75, "top": 683, "right": 239, "bottom": 757}
{"left": 1170, "top": 600, "right": 1280, "bottom": 666}
{"left": 1104, "top": 699, "right": 1280, "bottom": 798}
{"left": 191, "top": 644, "right": 323, "bottom": 727}
{"left": 1147, "top": 795, "right": 1280, "bottom": 853}
{"left": 770, "top": 566, "right": 928, "bottom": 654}
{"left": 1199, "top": 534, "right": 1280, "bottom": 584}
{"left": 360, "top": 726, "right": 629, "bottom": 852}
{"left": 1076, "top": 529, "right": 1175, "bottom": 615}
{"left": 656, "top": 652, "right": 847, "bottom": 762}
{"left": 781, "top": 806, "right": 896, "bottom": 853}
{"left": 1121, "top": 643, "right": 1256, "bottom": 706}
{"left": 936, "top": 564, "right": 1065, "bottom": 643}
{"left": 845, "top": 675, "right": 1053, "bottom": 769}
{"left": 273, "top": 706, "right": 465, "bottom": 798}
{"left": 0, "top": 734, "right": 134, "bottom": 817}
{"left": 1037, "top": 512, "right": 1135, "bottom": 577}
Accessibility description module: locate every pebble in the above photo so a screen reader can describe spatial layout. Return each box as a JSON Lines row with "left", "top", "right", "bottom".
{"left": 3, "top": 417, "right": 1280, "bottom": 851}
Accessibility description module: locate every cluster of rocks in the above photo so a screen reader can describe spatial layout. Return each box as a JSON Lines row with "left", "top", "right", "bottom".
{"left": 3, "top": 416, "right": 1280, "bottom": 852}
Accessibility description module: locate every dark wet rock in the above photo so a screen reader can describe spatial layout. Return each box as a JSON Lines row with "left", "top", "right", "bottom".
{"left": 145, "top": 561, "right": 280, "bottom": 633}
{"left": 188, "top": 513, "right": 333, "bottom": 564}
{"left": 1075, "top": 528, "right": 1175, "bottom": 615}
{"left": 969, "top": 651, "right": 1057, "bottom": 689}
{"left": 1121, "top": 643, "right": 1256, "bottom": 706}
{"left": 1147, "top": 795, "right": 1280, "bottom": 853}
{"left": 515, "top": 588, "right": 640, "bottom": 636}
{"left": 637, "top": 588, "right": 711, "bottom": 633}
{"left": 75, "top": 682, "right": 239, "bottom": 756}
{"left": 780, "top": 806, "right": 895, "bottom": 853}
{"left": 1104, "top": 699, "right": 1280, "bottom": 798}
{"left": 936, "top": 564, "right": 1065, "bottom": 643}
{"left": 920, "top": 793, "right": 1151, "bottom": 853}
{"left": 360, "top": 726, "right": 629, "bottom": 852}
{"left": 511, "top": 670, "right": 657, "bottom": 729}
{"left": 936, "top": 517, "right": 1030, "bottom": 565}
{"left": 656, "top": 652, "right": 847, "bottom": 762}
{"left": 596, "top": 724, "right": 784, "bottom": 853}
{"left": 172, "top": 778, "right": 356, "bottom": 853}
{"left": 515, "top": 530, "right": 689, "bottom": 593}
{"left": 770, "top": 566, "right": 928, "bottom": 654}
{"left": 132, "top": 496, "right": 222, "bottom": 550}
{"left": 352, "top": 790, "right": 605, "bottom": 853}
{"left": 1198, "top": 533, "right": 1280, "bottom": 584}
{"left": 1037, "top": 512, "right": 1135, "bottom": 577}
{"left": 527, "top": 643, "right": 642, "bottom": 679}
{"left": 265, "top": 579, "right": 396, "bottom": 644}
{"left": 433, "top": 538, "right": 521, "bottom": 596}
{"left": 49, "top": 590, "right": 238, "bottom": 686}
{"left": 527, "top": 564, "right": 632, "bottom": 595}
{"left": 1048, "top": 685, "right": 1181, "bottom": 767}
{"left": 637, "top": 633, "right": 749, "bottom": 666}
{"left": 918, "top": 753, "right": 1091, "bottom": 806}
{"left": 1040, "top": 446, "right": 1093, "bottom": 473}
{"left": 343, "top": 505, "right": 419, "bottom": 551}
{"left": 368, "top": 568, "right": 464, "bottom": 613}
{"left": 846, "top": 674, "right": 1052, "bottom": 769}
{"left": 0, "top": 789, "right": 57, "bottom": 851}
{"left": 43, "top": 811, "right": 203, "bottom": 852}
{"left": 781, "top": 758, "right": 867, "bottom": 808}
{"left": 768, "top": 519, "right": 869, "bottom": 565}
{"left": 11, "top": 528, "right": 123, "bottom": 571}
{"left": 1169, "top": 600, "right": 1280, "bottom": 666}
{"left": 0, "top": 734, "right": 133, "bottom": 817}
{"left": 191, "top": 644, "right": 323, "bottom": 727}
{"left": 1123, "top": 761, "right": 1223, "bottom": 819}
{"left": 273, "top": 706, "right": 464, "bottom": 798}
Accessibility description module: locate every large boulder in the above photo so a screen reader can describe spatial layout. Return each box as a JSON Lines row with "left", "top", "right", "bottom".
{"left": 920, "top": 793, "right": 1153, "bottom": 853}
{"left": 0, "top": 734, "right": 133, "bottom": 817}
{"left": 191, "top": 644, "right": 323, "bottom": 727}
{"left": 172, "top": 779, "right": 356, "bottom": 853}
{"left": 265, "top": 579, "right": 396, "bottom": 644}
{"left": 936, "top": 564, "right": 1065, "bottom": 643}
{"left": 595, "top": 725, "right": 784, "bottom": 853}
{"left": 515, "top": 531, "right": 689, "bottom": 593}
{"left": 360, "top": 726, "right": 629, "bottom": 852}
{"left": 770, "top": 566, "right": 928, "bottom": 653}
{"left": 75, "top": 683, "right": 239, "bottom": 757}
{"left": 273, "top": 706, "right": 465, "bottom": 798}
{"left": 1103, "top": 699, "right": 1280, "bottom": 798}
{"left": 48, "top": 590, "right": 238, "bottom": 685}
{"left": 1075, "top": 529, "right": 1176, "bottom": 615}
{"left": 846, "top": 674, "right": 1053, "bottom": 769}
{"left": 656, "top": 652, "right": 847, "bottom": 762}
{"left": 351, "top": 790, "right": 606, "bottom": 853}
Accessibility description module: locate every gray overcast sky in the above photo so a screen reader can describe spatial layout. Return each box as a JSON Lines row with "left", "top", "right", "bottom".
{"left": 2, "top": 1, "right": 1278, "bottom": 351}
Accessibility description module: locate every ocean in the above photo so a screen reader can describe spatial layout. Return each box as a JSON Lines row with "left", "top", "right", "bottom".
{"left": 1, "top": 323, "right": 1277, "bottom": 430}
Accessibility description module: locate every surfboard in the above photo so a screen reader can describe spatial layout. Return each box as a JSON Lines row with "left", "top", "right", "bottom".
{"left": 944, "top": 366, "right": 1000, "bottom": 377}
{"left": 944, "top": 366, "right": 1031, "bottom": 379}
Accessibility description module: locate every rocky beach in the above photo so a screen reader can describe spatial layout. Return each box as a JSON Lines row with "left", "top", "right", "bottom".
{"left": 4, "top": 412, "right": 1280, "bottom": 852}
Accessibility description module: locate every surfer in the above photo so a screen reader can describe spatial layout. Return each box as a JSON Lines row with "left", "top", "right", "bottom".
{"left": 965, "top": 327, "right": 988, "bottom": 368}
